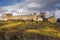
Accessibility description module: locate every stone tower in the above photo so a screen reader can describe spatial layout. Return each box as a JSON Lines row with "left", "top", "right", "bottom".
{"left": 53, "top": 13, "right": 55, "bottom": 17}
{"left": 48, "top": 13, "right": 55, "bottom": 23}
{"left": 40, "top": 12, "right": 45, "bottom": 20}
{"left": 33, "top": 13, "right": 37, "bottom": 21}
{"left": 40, "top": 12, "right": 45, "bottom": 17}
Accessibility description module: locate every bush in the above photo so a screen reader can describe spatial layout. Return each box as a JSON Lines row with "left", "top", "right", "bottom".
{"left": 57, "top": 18, "right": 60, "bottom": 23}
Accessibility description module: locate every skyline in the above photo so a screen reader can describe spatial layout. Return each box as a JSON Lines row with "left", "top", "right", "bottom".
{"left": 0, "top": 0, "right": 60, "bottom": 18}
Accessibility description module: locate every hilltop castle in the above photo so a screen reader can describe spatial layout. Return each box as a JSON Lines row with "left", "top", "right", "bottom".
{"left": 1, "top": 12, "right": 55, "bottom": 23}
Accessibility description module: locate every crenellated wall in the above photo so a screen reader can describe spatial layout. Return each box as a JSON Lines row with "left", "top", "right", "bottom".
{"left": 2, "top": 13, "right": 44, "bottom": 21}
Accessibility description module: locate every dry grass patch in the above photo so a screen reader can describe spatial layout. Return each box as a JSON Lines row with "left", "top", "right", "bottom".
{"left": 25, "top": 29, "right": 40, "bottom": 33}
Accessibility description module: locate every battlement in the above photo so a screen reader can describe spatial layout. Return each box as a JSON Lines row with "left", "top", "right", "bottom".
{"left": 1, "top": 12, "right": 56, "bottom": 23}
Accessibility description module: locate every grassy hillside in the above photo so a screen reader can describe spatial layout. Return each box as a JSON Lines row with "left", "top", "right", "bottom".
{"left": 0, "top": 20, "right": 60, "bottom": 40}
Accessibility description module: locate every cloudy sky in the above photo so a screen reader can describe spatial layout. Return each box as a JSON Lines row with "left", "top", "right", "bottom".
{"left": 0, "top": 0, "right": 60, "bottom": 18}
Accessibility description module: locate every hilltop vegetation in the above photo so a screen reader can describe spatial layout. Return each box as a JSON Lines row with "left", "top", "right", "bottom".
{"left": 0, "top": 20, "right": 60, "bottom": 40}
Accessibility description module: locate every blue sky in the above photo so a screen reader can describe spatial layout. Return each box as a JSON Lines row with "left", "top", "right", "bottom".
{"left": 0, "top": 0, "right": 60, "bottom": 18}
{"left": 0, "top": 0, "right": 60, "bottom": 11}
{"left": 0, "top": 0, "right": 24, "bottom": 6}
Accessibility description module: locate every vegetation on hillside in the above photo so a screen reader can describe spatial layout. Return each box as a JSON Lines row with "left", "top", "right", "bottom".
{"left": 0, "top": 20, "right": 60, "bottom": 40}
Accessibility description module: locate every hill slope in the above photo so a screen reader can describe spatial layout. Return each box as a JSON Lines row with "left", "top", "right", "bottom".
{"left": 0, "top": 20, "right": 60, "bottom": 40}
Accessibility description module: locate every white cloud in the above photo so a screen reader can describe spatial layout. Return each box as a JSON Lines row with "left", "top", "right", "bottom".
{"left": 1, "top": 3, "right": 27, "bottom": 12}
{"left": 54, "top": 9, "right": 60, "bottom": 18}
{"left": 42, "top": 10, "right": 60, "bottom": 19}
{"left": 25, "top": 0, "right": 39, "bottom": 2}
{"left": 26, "top": 2, "right": 42, "bottom": 8}
{"left": 45, "top": 11, "right": 51, "bottom": 18}
{"left": 0, "top": 0, "right": 60, "bottom": 18}
{"left": 0, "top": 3, "right": 60, "bottom": 18}
{"left": 0, "top": 0, "right": 42, "bottom": 13}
